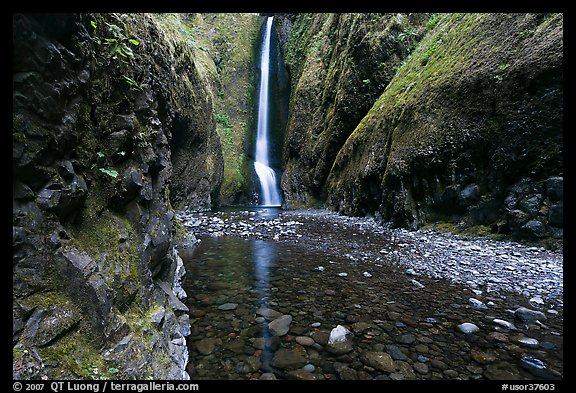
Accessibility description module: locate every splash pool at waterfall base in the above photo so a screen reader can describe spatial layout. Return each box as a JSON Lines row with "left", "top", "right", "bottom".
{"left": 177, "top": 208, "right": 563, "bottom": 380}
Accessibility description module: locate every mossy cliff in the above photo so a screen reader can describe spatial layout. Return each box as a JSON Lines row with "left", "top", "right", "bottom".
{"left": 278, "top": 13, "right": 430, "bottom": 208}
{"left": 280, "top": 13, "right": 563, "bottom": 245}
{"left": 13, "top": 13, "right": 222, "bottom": 379}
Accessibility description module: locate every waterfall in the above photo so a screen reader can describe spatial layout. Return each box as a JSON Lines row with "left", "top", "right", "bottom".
{"left": 254, "top": 16, "right": 282, "bottom": 207}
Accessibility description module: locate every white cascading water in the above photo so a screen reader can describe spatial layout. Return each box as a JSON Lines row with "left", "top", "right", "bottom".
{"left": 254, "top": 16, "right": 282, "bottom": 207}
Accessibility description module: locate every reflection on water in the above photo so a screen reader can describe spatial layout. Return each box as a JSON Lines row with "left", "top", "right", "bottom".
{"left": 181, "top": 233, "right": 281, "bottom": 379}
{"left": 252, "top": 240, "right": 278, "bottom": 367}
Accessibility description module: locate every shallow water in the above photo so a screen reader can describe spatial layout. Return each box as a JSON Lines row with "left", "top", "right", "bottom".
{"left": 180, "top": 208, "right": 563, "bottom": 380}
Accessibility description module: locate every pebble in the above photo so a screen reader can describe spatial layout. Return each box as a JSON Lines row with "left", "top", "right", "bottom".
{"left": 517, "top": 337, "right": 539, "bottom": 348}
{"left": 338, "top": 272, "right": 348, "bottom": 277}
{"left": 411, "top": 279, "right": 425, "bottom": 289}
{"left": 457, "top": 323, "right": 480, "bottom": 334}
{"left": 363, "top": 271, "right": 373, "bottom": 278}
{"left": 413, "top": 362, "right": 429, "bottom": 374}
{"left": 468, "top": 298, "right": 488, "bottom": 310}
{"left": 492, "top": 318, "right": 517, "bottom": 330}
{"left": 180, "top": 208, "right": 563, "bottom": 381}
{"left": 514, "top": 307, "right": 547, "bottom": 322}
{"left": 295, "top": 336, "right": 315, "bottom": 346}
{"left": 217, "top": 303, "right": 238, "bottom": 311}
{"left": 268, "top": 315, "right": 293, "bottom": 336}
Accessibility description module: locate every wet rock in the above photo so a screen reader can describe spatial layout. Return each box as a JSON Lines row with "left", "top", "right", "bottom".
{"left": 20, "top": 305, "right": 81, "bottom": 347}
{"left": 411, "top": 279, "right": 425, "bottom": 289}
{"left": 396, "top": 333, "right": 416, "bottom": 344}
{"left": 546, "top": 177, "right": 563, "bottom": 201}
{"left": 457, "top": 323, "right": 480, "bottom": 334}
{"left": 520, "top": 356, "right": 559, "bottom": 379}
{"left": 482, "top": 363, "right": 521, "bottom": 380}
{"left": 311, "top": 331, "right": 330, "bottom": 346}
{"left": 268, "top": 314, "right": 293, "bottom": 336}
{"left": 325, "top": 340, "right": 354, "bottom": 355}
{"left": 217, "top": 303, "right": 238, "bottom": 311}
{"left": 256, "top": 307, "right": 283, "bottom": 320}
{"left": 521, "top": 220, "right": 546, "bottom": 238}
{"left": 514, "top": 307, "right": 547, "bottom": 323}
{"left": 470, "top": 349, "right": 496, "bottom": 364}
{"left": 492, "top": 318, "right": 517, "bottom": 330}
{"left": 287, "top": 369, "right": 317, "bottom": 380}
{"left": 362, "top": 352, "right": 396, "bottom": 373}
{"left": 430, "top": 359, "right": 448, "bottom": 371}
{"left": 260, "top": 372, "right": 277, "bottom": 380}
{"left": 516, "top": 337, "right": 539, "bottom": 348}
{"left": 468, "top": 298, "right": 488, "bottom": 311}
{"left": 413, "top": 362, "right": 429, "bottom": 375}
{"left": 195, "top": 338, "right": 218, "bottom": 355}
{"left": 296, "top": 336, "right": 315, "bottom": 346}
{"left": 271, "top": 349, "right": 308, "bottom": 370}
{"left": 235, "top": 357, "right": 261, "bottom": 374}
{"left": 384, "top": 344, "right": 408, "bottom": 361}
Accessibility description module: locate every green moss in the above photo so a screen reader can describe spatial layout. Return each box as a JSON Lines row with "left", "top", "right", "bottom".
{"left": 172, "top": 217, "right": 188, "bottom": 242}
{"left": 73, "top": 210, "right": 139, "bottom": 283}
{"left": 38, "top": 331, "right": 111, "bottom": 379}
{"left": 19, "top": 291, "right": 76, "bottom": 311}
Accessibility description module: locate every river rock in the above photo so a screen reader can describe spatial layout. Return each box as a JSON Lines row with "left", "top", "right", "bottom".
{"left": 514, "top": 307, "right": 547, "bottom": 322}
{"left": 468, "top": 298, "right": 488, "bottom": 310}
{"left": 268, "top": 314, "right": 292, "bottom": 336}
{"left": 492, "top": 318, "right": 517, "bottom": 330}
{"left": 413, "top": 362, "right": 429, "bottom": 374}
{"left": 287, "top": 369, "right": 317, "bottom": 380}
{"left": 260, "top": 372, "right": 277, "bottom": 380}
{"left": 457, "top": 323, "right": 480, "bottom": 334}
{"left": 256, "top": 307, "right": 283, "bottom": 320}
{"left": 217, "top": 303, "right": 238, "bottom": 311}
{"left": 296, "top": 336, "right": 315, "bottom": 346}
{"left": 271, "top": 349, "right": 308, "bottom": 370}
{"left": 362, "top": 352, "right": 396, "bottom": 373}
{"left": 384, "top": 344, "right": 407, "bottom": 361}
{"left": 195, "top": 338, "right": 218, "bottom": 355}
{"left": 325, "top": 339, "right": 354, "bottom": 355}
{"left": 470, "top": 349, "right": 496, "bottom": 364}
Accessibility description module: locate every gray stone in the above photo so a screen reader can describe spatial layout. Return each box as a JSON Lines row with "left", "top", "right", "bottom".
{"left": 268, "top": 314, "right": 292, "bottom": 336}
{"left": 20, "top": 305, "right": 81, "bottom": 347}
{"left": 235, "top": 357, "right": 261, "bottom": 374}
{"left": 217, "top": 303, "right": 238, "bottom": 311}
{"left": 271, "top": 349, "right": 308, "bottom": 370}
{"left": 514, "top": 307, "right": 547, "bottom": 323}
{"left": 549, "top": 203, "right": 563, "bottom": 227}
{"left": 397, "top": 333, "right": 416, "bottom": 344}
{"left": 303, "top": 364, "right": 316, "bottom": 373}
{"left": 521, "top": 220, "right": 546, "bottom": 238}
{"left": 413, "top": 362, "right": 429, "bottom": 374}
{"left": 195, "top": 338, "right": 218, "bottom": 355}
{"left": 295, "top": 336, "right": 315, "bottom": 346}
{"left": 325, "top": 339, "right": 354, "bottom": 355}
{"left": 384, "top": 344, "right": 407, "bottom": 361}
{"left": 517, "top": 337, "right": 539, "bottom": 348}
{"left": 256, "top": 307, "right": 283, "bottom": 320}
{"left": 546, "top": 177, "right": 563, "bottom": 201}
{"left": 468, "top": 298, "right": 488, "bottom": 311}
{"left": 457, "top": 323, "right": 480, "bottom": 334}
{"left": 362, "top": 352, "right": 396, "bottom": 373}
{"left": 260, "top": 373, "right": 277, "bottom": 380}
{"left": 492, "top": 318, "right": 517, "bottom": 330}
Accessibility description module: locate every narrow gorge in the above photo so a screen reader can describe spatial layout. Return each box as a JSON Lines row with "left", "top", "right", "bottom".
{"left": 13, "top": 13, "right": 562, "bottom": 382}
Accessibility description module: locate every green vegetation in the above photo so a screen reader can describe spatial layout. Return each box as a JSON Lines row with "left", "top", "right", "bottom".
{"left": 426, "top": 14, "right": 441, "bottom": 30}
{"left": 73, "top": 211, "right": 139, "bottom": 284}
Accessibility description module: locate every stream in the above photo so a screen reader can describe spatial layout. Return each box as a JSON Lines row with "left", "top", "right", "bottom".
{"left": 177, "top": 208, "right": 563, "bottom": 380}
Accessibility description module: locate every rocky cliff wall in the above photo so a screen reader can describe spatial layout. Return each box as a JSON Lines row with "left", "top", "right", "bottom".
{"left": 13, "top": 13, "right": 223, "bottom": 379}
{"left": 280, "top": 13, "right": 563, "bottom": 245}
